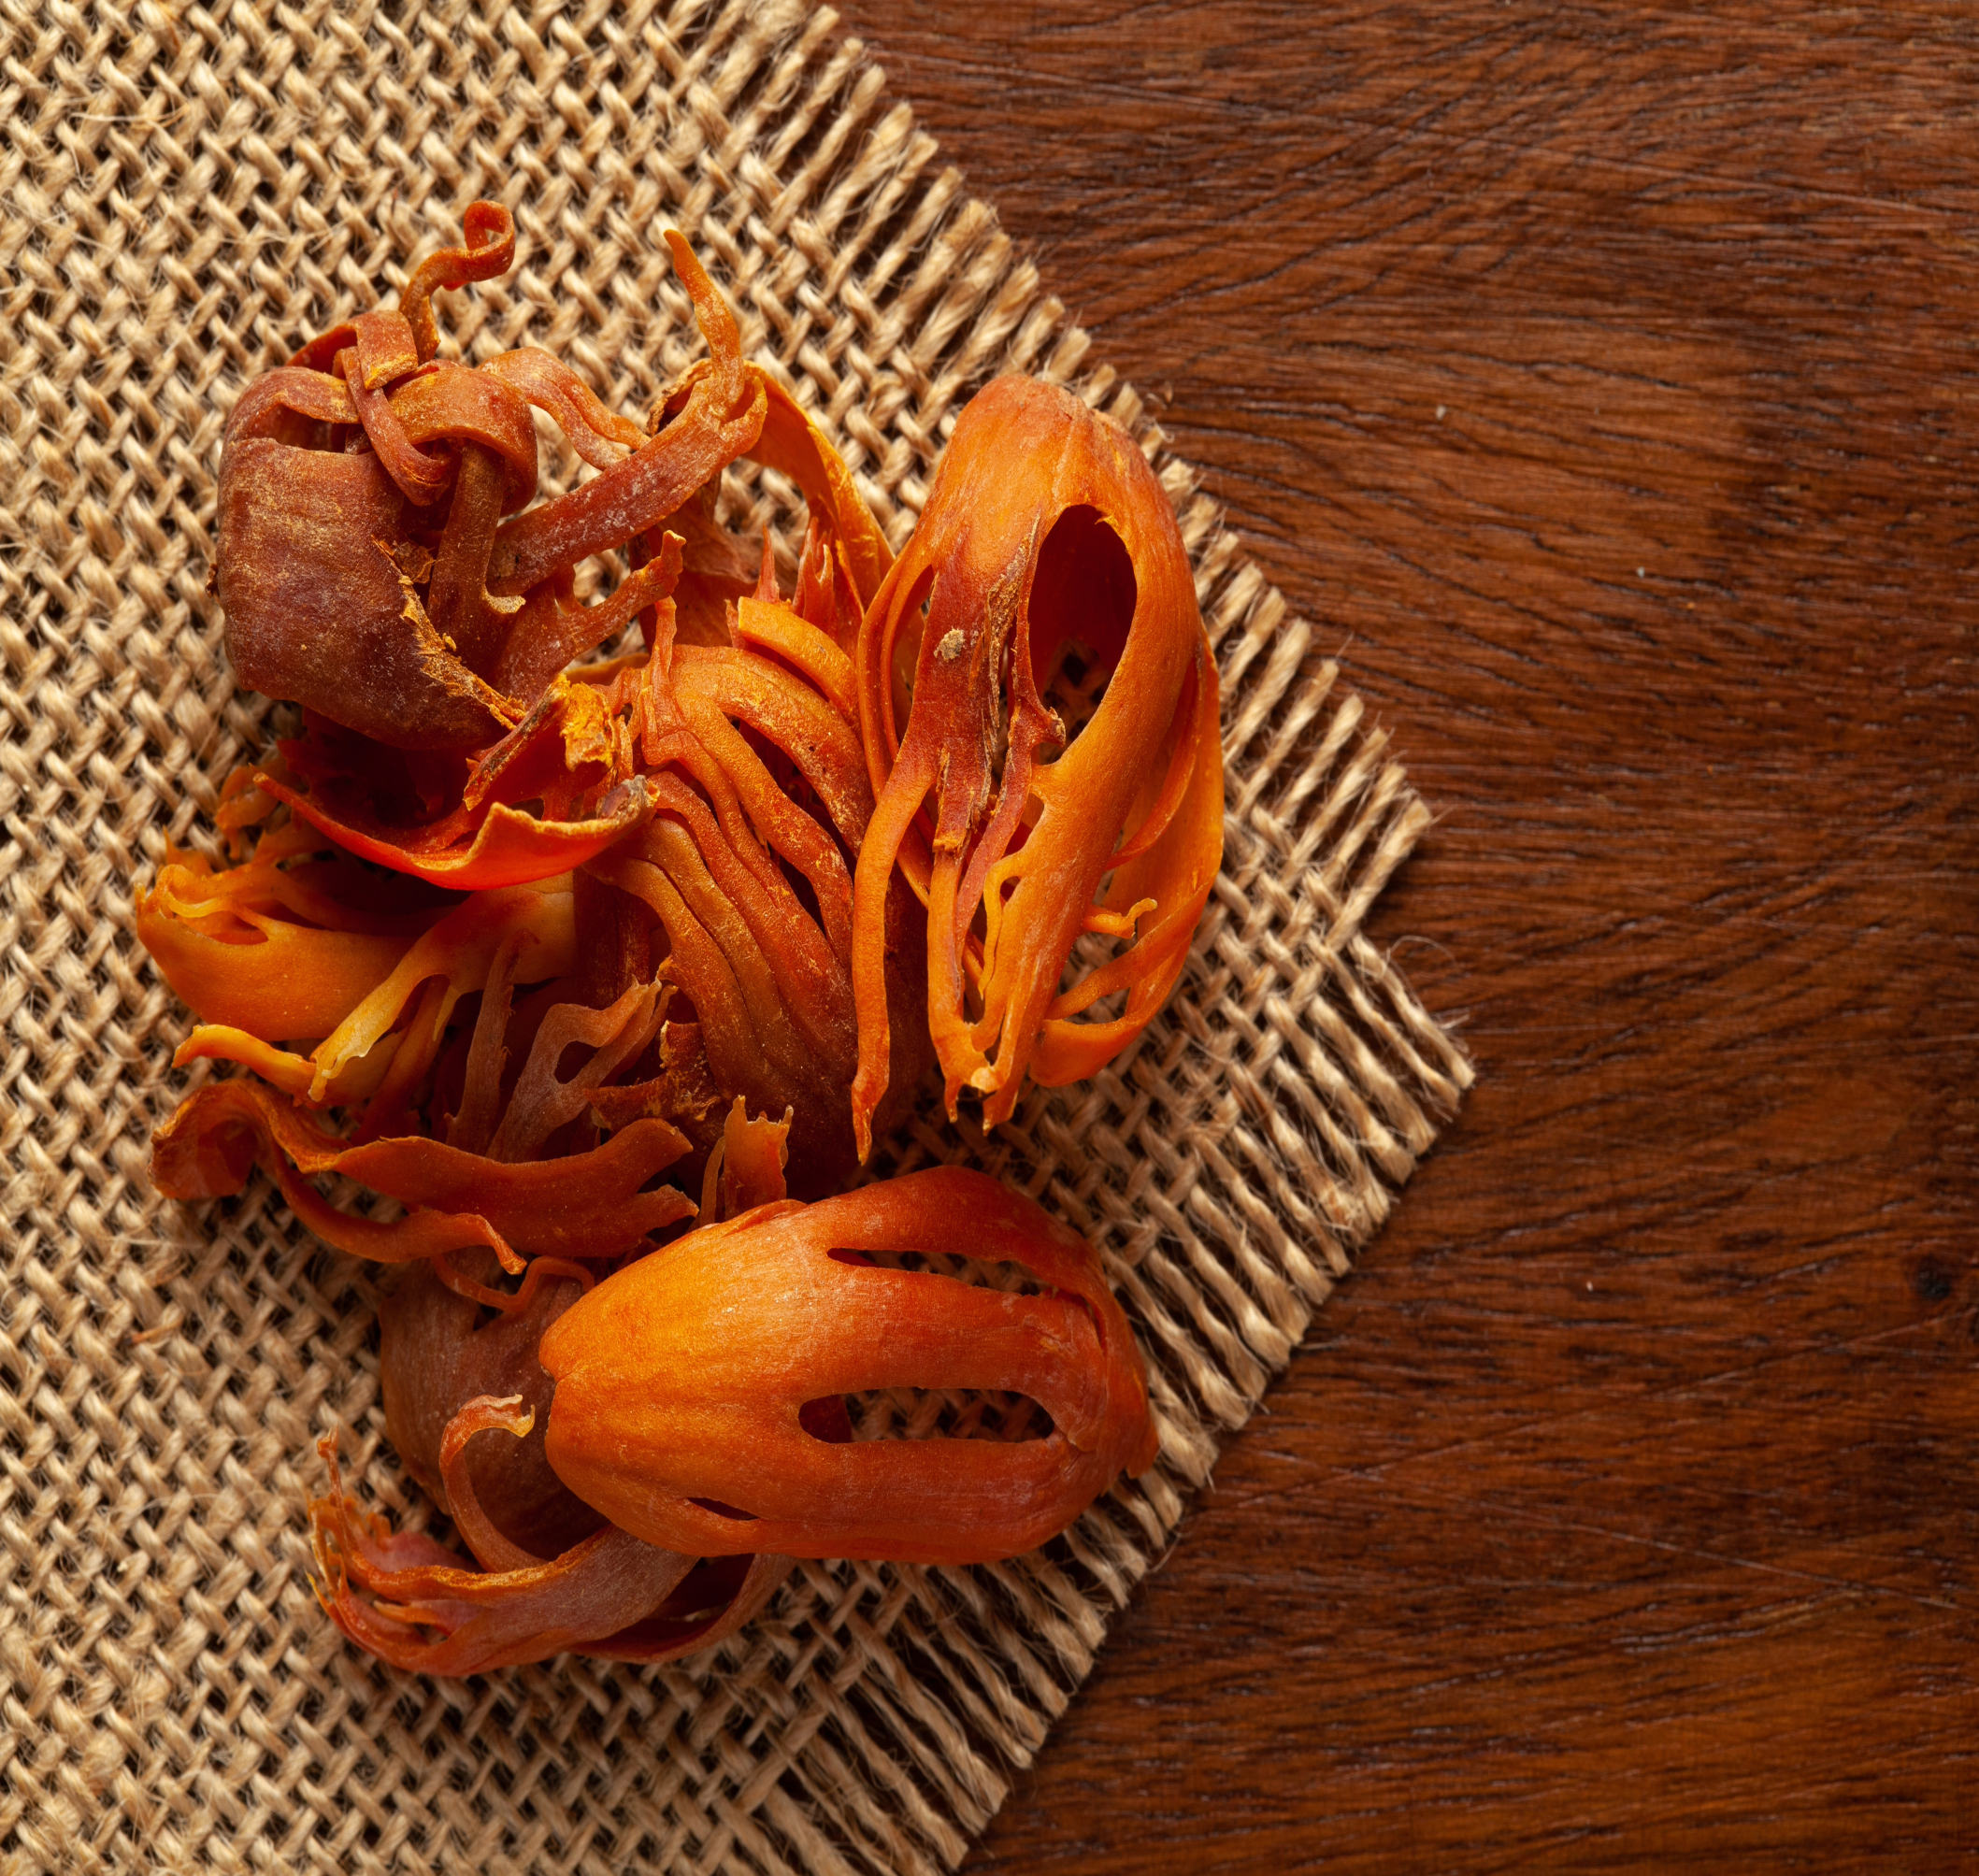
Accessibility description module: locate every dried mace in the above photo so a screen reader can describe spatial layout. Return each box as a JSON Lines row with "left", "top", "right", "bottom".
{"left": 849, "top": 376, "right": 1225, "bottom": 1153}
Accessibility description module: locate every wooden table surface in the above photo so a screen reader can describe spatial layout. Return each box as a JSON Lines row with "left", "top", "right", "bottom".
{"left": 836, "top": 4, "right": 1979, "bottom": 1868}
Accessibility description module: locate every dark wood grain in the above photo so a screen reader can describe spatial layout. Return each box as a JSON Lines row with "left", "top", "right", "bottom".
{"left": 834, "top": 3, "right": 1979, "bottom": 1868}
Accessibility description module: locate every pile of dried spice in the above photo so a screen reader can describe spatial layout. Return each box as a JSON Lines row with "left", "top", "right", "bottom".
{"left": 143, "top": 206, "right": 1224, "bottom": 1675}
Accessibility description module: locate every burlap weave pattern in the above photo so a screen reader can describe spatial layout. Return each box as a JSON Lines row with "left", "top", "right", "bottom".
{"left": 0, "top": 2, "right": 1471, "bottom": 1870}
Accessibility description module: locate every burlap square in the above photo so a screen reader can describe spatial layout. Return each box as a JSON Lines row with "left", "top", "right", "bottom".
{"left": 0, "top": 3, "right": 1471, "bottom": 1870}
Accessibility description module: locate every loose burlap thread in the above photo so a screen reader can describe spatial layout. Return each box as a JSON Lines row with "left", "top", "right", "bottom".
{"left": 0, "top": 3, "right": 1472, "bottom": 1870}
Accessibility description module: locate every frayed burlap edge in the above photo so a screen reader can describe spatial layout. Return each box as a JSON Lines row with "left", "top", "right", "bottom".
{"left": 0, "top": 3, "right": 1472, "bottom": 1872}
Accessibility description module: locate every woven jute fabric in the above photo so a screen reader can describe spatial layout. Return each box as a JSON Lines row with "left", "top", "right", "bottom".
{"left": 0, "top": 3, "right": 1472, "bottom": 1870}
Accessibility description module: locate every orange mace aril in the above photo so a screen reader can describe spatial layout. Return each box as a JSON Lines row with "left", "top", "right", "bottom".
{"left": 538, "top": 1166, "right": 1158, "bottom": 1565}
{"left": 309, "top": 1162, "right": 1155, "bottom": 1672}
{"left": 848, "top": 375, "right": 1225, "bottom": 1156}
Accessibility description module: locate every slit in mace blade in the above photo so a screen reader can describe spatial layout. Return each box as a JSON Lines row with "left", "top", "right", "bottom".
{"left": 779, "top": 853, "right": 826, "bottom": 935}
{"left": 825, "top": 1243, "right": 1052, "bottom": 1297}
{"left": 797, "top": 1394, "right": 854, "bottom": 1443}
{"left": 687, "top": 1497, "right": 760, "bottom": 1522}
{"left": 831, "top": 1388, "right": 1057, "bottom": 1445}
{"left": 1027, "top": 503, "right": 1136, "bottom": 758}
